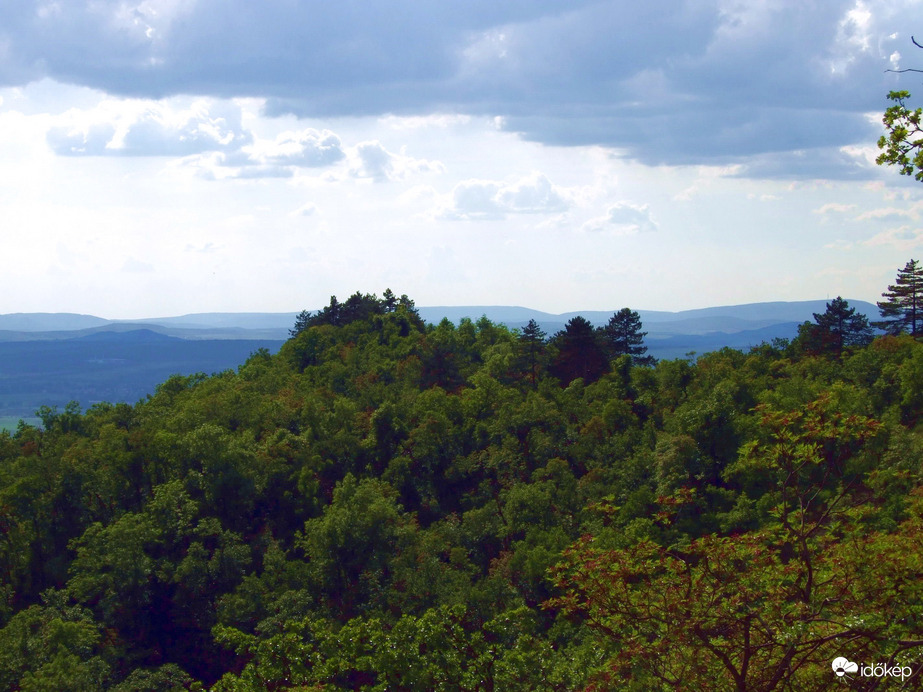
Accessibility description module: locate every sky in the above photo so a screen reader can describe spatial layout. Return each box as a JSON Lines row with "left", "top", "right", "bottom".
{"left": 1, "top": 0, "right": 922, "bottom": 318}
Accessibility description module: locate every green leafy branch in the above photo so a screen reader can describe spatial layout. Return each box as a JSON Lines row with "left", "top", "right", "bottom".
{"left": 877, "top": 90, "right": 923, "bottom": 181}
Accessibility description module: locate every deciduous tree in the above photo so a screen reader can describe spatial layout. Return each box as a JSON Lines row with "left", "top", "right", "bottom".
{"left": 877, "top": 90, "right": 923, "bottom": 181}
{"left": 546, "top": 398, "right": 920, "bottom": 691}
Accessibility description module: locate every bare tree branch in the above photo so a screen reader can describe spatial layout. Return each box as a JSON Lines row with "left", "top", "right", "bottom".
{"left": 886, "top": 36, "right": 923, "bottom": 72}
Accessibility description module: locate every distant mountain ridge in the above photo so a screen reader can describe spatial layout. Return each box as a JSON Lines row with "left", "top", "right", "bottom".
{"left": 0, "top": 313, "right": 111, "bottom": 332}
{"left": 76, "top": 329, "right": 177, "bottom": 343}
{"left": 0, "top": 301, "right": 879, "bottom": 359}
{"left": 0, "top": 299, "right": 879, "bottom": 338}
{"left": 417, "top": 299, "right": 878, "bottom": 329}
{"left": 0, "top": 300, "right": 881, "bottom": 422}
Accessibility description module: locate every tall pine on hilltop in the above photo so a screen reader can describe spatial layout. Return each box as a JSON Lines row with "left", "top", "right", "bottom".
{"left": 876, "top": 259, "right": 923, "bottom": 336}
{"left": 602, "top": 307, "right": 654, "bottom": 366}
{"left": 519, "top": 318, "right": 546, "bottom": 389}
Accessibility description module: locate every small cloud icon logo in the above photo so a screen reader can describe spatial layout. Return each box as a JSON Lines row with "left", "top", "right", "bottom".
{"left": 832, "top": 657, "right": 859, "bottom": 677}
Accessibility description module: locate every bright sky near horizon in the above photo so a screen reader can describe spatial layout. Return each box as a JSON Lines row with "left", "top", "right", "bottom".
{"left": 1, "top": 0, "right": 922, "bottom": 318}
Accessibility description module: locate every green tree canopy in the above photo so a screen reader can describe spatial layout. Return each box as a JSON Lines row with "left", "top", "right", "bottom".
{"left": 290, "top": 290, "right": 422, "bottom": 334}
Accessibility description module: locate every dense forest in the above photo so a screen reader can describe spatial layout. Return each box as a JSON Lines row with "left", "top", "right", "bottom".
{"left": 2, "top": 274, "right": 923, "bottom": 690}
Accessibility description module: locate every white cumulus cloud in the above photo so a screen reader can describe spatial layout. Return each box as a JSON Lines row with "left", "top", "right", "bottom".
{"left": 440, "top": 172, "right": 571, "bottom": 220}
{"left": 252, "top": 128, "right": 345, "bottom": 167}
{"left": 582, "top": 202, "right": 657, "bottom": 234}
{"left": 46, "top": 99, "right": 252, "bottom": 157}
{"left": 350, "top": 141, "right": 444, "bottom": 182}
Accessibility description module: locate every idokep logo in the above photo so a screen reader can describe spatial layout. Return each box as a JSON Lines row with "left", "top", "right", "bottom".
{"left": 832, "top": 657, "right": 858, "bottom": 677}
{"left": 832, "top": 656, "right": 913, "bottom": 682}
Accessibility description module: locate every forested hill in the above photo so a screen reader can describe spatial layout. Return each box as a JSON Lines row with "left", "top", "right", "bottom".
{"left": 1, "top": 298, "right": 922, "bottom": 689}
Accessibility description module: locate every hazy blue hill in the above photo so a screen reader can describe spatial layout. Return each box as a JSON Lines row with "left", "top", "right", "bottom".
{"left": 645, "top": 323, "right": 802, "bottom": 360}
{"left": 121, "top": 312, "right": 299, "bottom": 330}
{"left": 418, "top": 306, "right": 559, "bottom": 324}
{"left": 419, "top": 300, "right": 878, "bottom": 333}
{"left": 513, "top": 315, "right": 789, "bottom": 337}
{"left": 0, "top": 336, "right": 282, "bottom": 418}
{"left": 0, "top": 323, "right": 291, "bottom": 342}
{"left": 0, "top": 300, "right": 881, "bottom": 418}
{"left": 0, "top": 312, "right": 110, "bottom": 331}
{"left": 1, "top": 300, "right": 879, "bottom": 337}
{"left": 644, "top": 316, "right": 783, "bottom": 336}
{"left": 639, "top": 299, "right": 878, "bottom": 323}
{"left": 76, "top": 328, "right": 176, "bottom": 343}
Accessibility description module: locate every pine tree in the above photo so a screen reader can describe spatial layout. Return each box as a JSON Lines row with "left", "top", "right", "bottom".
{"left": 602, "top": 308, "right": 655, "bottom": 366}
{"left": 519, "top": 319, "right": 546, "bottom": 389}
{"left": 876, "top": 259, "right": 923, "bottom": 336}
{"left": 551, "top": 316, "right": 609, "bottom": 385}
{"left": 800, "top": 297, "right": 873, "bottom": 357}
{"left": 289, "top": 310, "right": 313, "bottom": 337}
{"left": 382, "top": 288, "right": 398, "bottom": 312}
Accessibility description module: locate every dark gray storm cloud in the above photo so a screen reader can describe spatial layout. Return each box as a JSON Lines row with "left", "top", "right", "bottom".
{"left": 4, "top": 0, "right": 916, "bottom": 173}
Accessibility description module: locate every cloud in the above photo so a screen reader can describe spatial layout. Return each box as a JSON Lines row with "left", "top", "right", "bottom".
{"left": 46, "top": 99, "right": 252, "bottom": 157}
{"left": 350, "top": 141, "right": 444, "bottom": 182}
{"left": 44, "top": 99, "right": 354, "bottom": 182}
{"left": 726, "top": 146, "right": 887, "bottom": 181}
{"left": 443, "top": 180, "right": 505, "bottom": 220}
{"left": 495, "top": 173, "right": 571, "bottom": 213}
{"left": 230, "top": 165, "right": 294, "bottom": 180}
{"left": 119, "top": 102, "right": 252, "bottom": 155}
{"left": 352, "top": 142, "right": 395, "bottom": 182}
{"left": 380, "top": 114, "right": 473, "bottom": 130}
{"left": 814, "top": 203, "right": 858, "bottom": 215}
{"left": 863, "top": 224, "right": 923, "bottom": 249}
{"left": 440, "top": 172, "right": 571, "bottom": 220}
{"left": 854, "top": 201, "right": 923, "bottom": 221}
{"left": 582, "top": 202, "right": 657, "bottom": 234}
{"left": 6, "top": 1, "right": 917, "bottom": 176}
{"left": 252, "top": 129, "right": 345, "bottom": 167}
{"left": 46, "top": 122, "right": 117, "bottom": 155}
{"left": 674, "top": 164, "right": 743, "bottom": 201}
